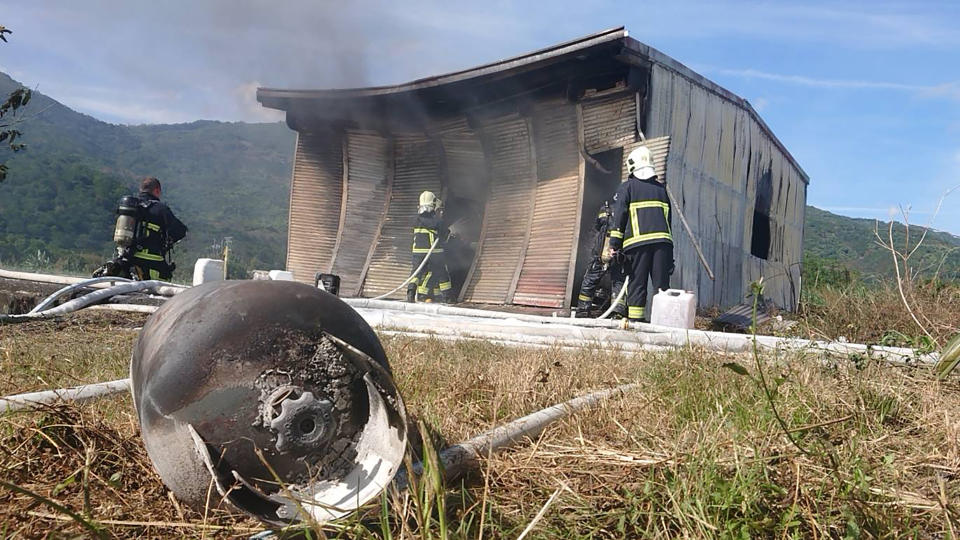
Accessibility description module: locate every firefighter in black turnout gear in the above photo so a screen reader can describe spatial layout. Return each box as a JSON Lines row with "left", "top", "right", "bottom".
{"left": 407, "top": 191, "right": 454, "bottom": 303}
{"left": 607, "top": 146, "right": 673, "bottom": 322}
{"left": 575, "top": 201, "right": 626, "bottom": 318}
{"left": 130, "top": 177, "right": 188, "bottom": 281}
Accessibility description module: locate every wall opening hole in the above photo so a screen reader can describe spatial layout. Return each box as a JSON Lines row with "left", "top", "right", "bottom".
{"left": 750, "top": 167, "right": 773, "bottom": 260}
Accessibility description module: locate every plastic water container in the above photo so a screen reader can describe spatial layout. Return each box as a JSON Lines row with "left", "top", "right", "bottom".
{"left": 192, "top": 258, "right": 225, "bottom": 286}
{"left": 268, "top": 270, "right": 295, "bottom": 281}
{"left": 650, "top": 289, "right": 696, "bottom": 329}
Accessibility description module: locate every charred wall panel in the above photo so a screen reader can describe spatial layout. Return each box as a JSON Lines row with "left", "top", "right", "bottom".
{"left": 439, "top": 122, "right": 488, "bottom": 295}
{"left": 362, "top": 134, "right": 442, "bottom": 299}
{"left": 646, "top": 64, "right": 807, "bottom": 309}
{"left": 286, "top": 132, "right": 342, "bottom": 283}
{"left": 461, "top": 115, "right": 536, "bottom": 304}
{"left": 330, "top": 131, "right": 391, "bottom": 296}
{"left": 513, "top": 103, "right": 581, "bottom": 308}
{"left": 582, "top": 94, "right": 636, "bottom": 153}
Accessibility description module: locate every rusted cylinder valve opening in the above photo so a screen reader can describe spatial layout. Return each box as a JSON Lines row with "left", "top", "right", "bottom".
{"left": 130, "top": 280, "right": 407, "bottom": 526}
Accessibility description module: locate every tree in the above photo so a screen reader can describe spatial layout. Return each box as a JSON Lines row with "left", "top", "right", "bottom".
{"left": 0, "top": 25, "right": 31, "bottom": 183}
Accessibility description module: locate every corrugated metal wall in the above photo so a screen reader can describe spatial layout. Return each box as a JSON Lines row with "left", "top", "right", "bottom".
{"left": 286, "top": 132, "right": 343, "bottom": 283}
{"left": 647, "top": 64, "right": 806, "bottom": 309}
{"left": 361, "top": 134, "right": 442, "bottom": 299}
{"left": 330, "top": 131, "right": 391, "bottom": 296}
{"left": 582, "top": 94, "right": 636, "bottom": 153}
{"left": 513, "top": 102, "right": 582, "bottom": 308}
{"left": 461, "top": 115, "right": 536, "bottom": 304}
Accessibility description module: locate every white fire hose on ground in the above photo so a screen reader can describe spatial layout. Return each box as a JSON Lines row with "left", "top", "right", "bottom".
{"left": 597, "top": 276, "right": 630, "bottom": 320}
{"left": 395, "top": 383, "right": 639, "bottom": 487}
{"left": 29, "top": 276, "right": 134, "bottom": 313}
{"left": 0, "top": 269, "right": 184, "bottom": 295}
{"left": 0, "top": 379, "right": 131, "bottom": 413}
{"left": 371, "top": 238, "right": 439, "bottom": 300}
{"left": 1, "top": 280, "right": 173, "bottom": 324}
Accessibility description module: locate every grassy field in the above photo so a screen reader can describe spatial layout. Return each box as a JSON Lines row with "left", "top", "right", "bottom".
{"left": 2, "top": 309, "right": 960, "bottom": 538}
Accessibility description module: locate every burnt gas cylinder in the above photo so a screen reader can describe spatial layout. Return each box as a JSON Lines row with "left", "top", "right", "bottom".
{"left": 130, "top": 280, "right": 407, "bottom": 526}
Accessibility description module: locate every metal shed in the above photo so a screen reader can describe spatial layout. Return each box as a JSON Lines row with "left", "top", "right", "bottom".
{"left": 258, "top": 27, "right": 808, "bottom": 310}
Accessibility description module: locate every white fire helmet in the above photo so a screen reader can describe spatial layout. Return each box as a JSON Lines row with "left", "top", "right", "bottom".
{"left": 626, "top": 146, "right": 656, "bottom": 181}
{"left": 418, "top": 191, "right": 438, "bottom": 214}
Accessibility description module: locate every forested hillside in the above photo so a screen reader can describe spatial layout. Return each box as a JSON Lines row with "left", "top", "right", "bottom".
{"left": 0, "top": 72, "right": 295, "bottom": 278}
{"left": 804, "top": 206, "right": 960, "bottom": 282}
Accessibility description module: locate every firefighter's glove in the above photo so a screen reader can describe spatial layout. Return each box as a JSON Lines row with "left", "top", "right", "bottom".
{"left": 601, "top": 247, "right": 616, "bottom": 264}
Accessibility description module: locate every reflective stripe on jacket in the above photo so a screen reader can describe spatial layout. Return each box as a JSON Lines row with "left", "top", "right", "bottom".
{"left": 133, "top": 192, "right": 188, "bottom": 262}
{"left": 608, "top": 175, "right": 672, "bottom": 252}
{"left": 412, "top": 212, "right": 447, "bottom": 253}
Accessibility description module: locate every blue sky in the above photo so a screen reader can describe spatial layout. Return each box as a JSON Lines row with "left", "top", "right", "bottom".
{"left": 2, "top": 0, "right": 958, "bottom": 235}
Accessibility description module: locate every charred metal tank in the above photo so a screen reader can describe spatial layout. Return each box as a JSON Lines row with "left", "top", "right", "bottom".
{"left": 130, "top": 280, "right": 407, "bottom": 526}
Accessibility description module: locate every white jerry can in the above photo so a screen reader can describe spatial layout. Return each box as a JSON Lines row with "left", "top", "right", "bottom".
{"left": 192, "top": 258, "right": 225, "bottom": 286}
{"left": 267, "top": 269, "right": 295, "bottom": 281}
{"left": 650, "top": 289, "right": 696, "bottom": 329}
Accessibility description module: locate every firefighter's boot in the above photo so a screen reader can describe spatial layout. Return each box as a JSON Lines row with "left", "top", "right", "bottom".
{"left": 406, "top": 287, "right": 416, "bottom": 303}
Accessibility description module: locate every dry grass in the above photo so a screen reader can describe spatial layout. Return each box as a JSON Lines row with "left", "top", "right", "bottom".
{"left": 2, "top": 312, "right": 960, "bottom": 538}
{"left": 796, "top": 279, "right": 959, "bottom": 347}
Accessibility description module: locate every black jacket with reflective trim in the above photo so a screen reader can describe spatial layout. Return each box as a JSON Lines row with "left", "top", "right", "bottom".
{"left": 608, "top": 175, "right": 672, "bottom": 253}
{"left": 412, "top": 212, "right": 448, "bottom": 254}
{"left": 135, "top": 192, "right": 188, "bottom": 259}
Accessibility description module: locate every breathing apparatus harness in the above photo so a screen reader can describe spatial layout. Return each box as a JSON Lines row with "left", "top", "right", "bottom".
{"left": 95, "top": 194, "right": 175, "bottom": 279}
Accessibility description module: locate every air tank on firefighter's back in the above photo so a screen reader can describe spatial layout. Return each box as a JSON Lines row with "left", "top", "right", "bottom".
{"left": 130, "top": 280, "right": 408, "bottom": 526}
{"left": 113, "top": 195, "right": 140, "bottom": 248}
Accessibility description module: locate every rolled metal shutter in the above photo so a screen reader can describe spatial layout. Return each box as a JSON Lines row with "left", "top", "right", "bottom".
{"left": 286, "top": 132, "right": 342, "bottom": 283}
{"left": 330, "top": 131, "right": 390, "bottom": 296}
{"left": 512, "top": 103, "right": 581, "bottom": 308}
{"left": 582, "top": 94, "right": 636, "bottom": 154}
{"left": 361, "top": 134, "right": 442, "bottom": 299}
{"left": 461, "top": 115, "right": 536, "bottom": 304}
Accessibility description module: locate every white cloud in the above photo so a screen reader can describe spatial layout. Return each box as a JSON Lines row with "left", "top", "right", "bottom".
{"left": 62, "top": 96, "right": 195, "bottom": 125}
{"left": 632, "top": 1, "right": 960, "bottom": 49}
{"left": 707, "top": 67, "right": 960, "bottom": 101}
{"left": 752, "top": 97, "right": 769, "bottom": 112}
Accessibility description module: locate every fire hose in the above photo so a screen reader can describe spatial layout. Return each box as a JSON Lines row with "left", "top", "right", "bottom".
{"left": 0, "top": 280, "right": 173, "bottom": 324}
{"left": 28, "top": 276, "right": 134, "bottom": 313}
{"left": 371, "top": 238, "right": 439, "bottom": 300}
{"left": 597, "top": 276, "right": 629, "bottom": 320}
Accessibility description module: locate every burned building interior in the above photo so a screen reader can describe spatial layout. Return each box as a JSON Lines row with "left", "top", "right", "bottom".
{"left": 257, "top": 27, "right": 808, "bottom": 311}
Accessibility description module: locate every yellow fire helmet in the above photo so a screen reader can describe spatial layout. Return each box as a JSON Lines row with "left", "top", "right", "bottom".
{"left": 418, "top": 190, "right": 438, "bottom": 213}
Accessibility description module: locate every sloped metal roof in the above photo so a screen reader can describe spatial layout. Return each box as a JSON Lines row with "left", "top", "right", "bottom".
{"left": 257, "top": 27, "right": 807, "bottom": 184}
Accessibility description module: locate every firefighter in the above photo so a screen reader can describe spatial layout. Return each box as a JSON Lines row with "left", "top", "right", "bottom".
{"left": 130, "top": 177, "right": 188, "bottom": 281}
{"left": 606, "top": 146, "right": 673, "bottom": 322}
{"left": 407, "top": 191, "right": 453, "bottom": 303}
{"left": 575, "top": 201, "right": 626, "bottom": 318}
